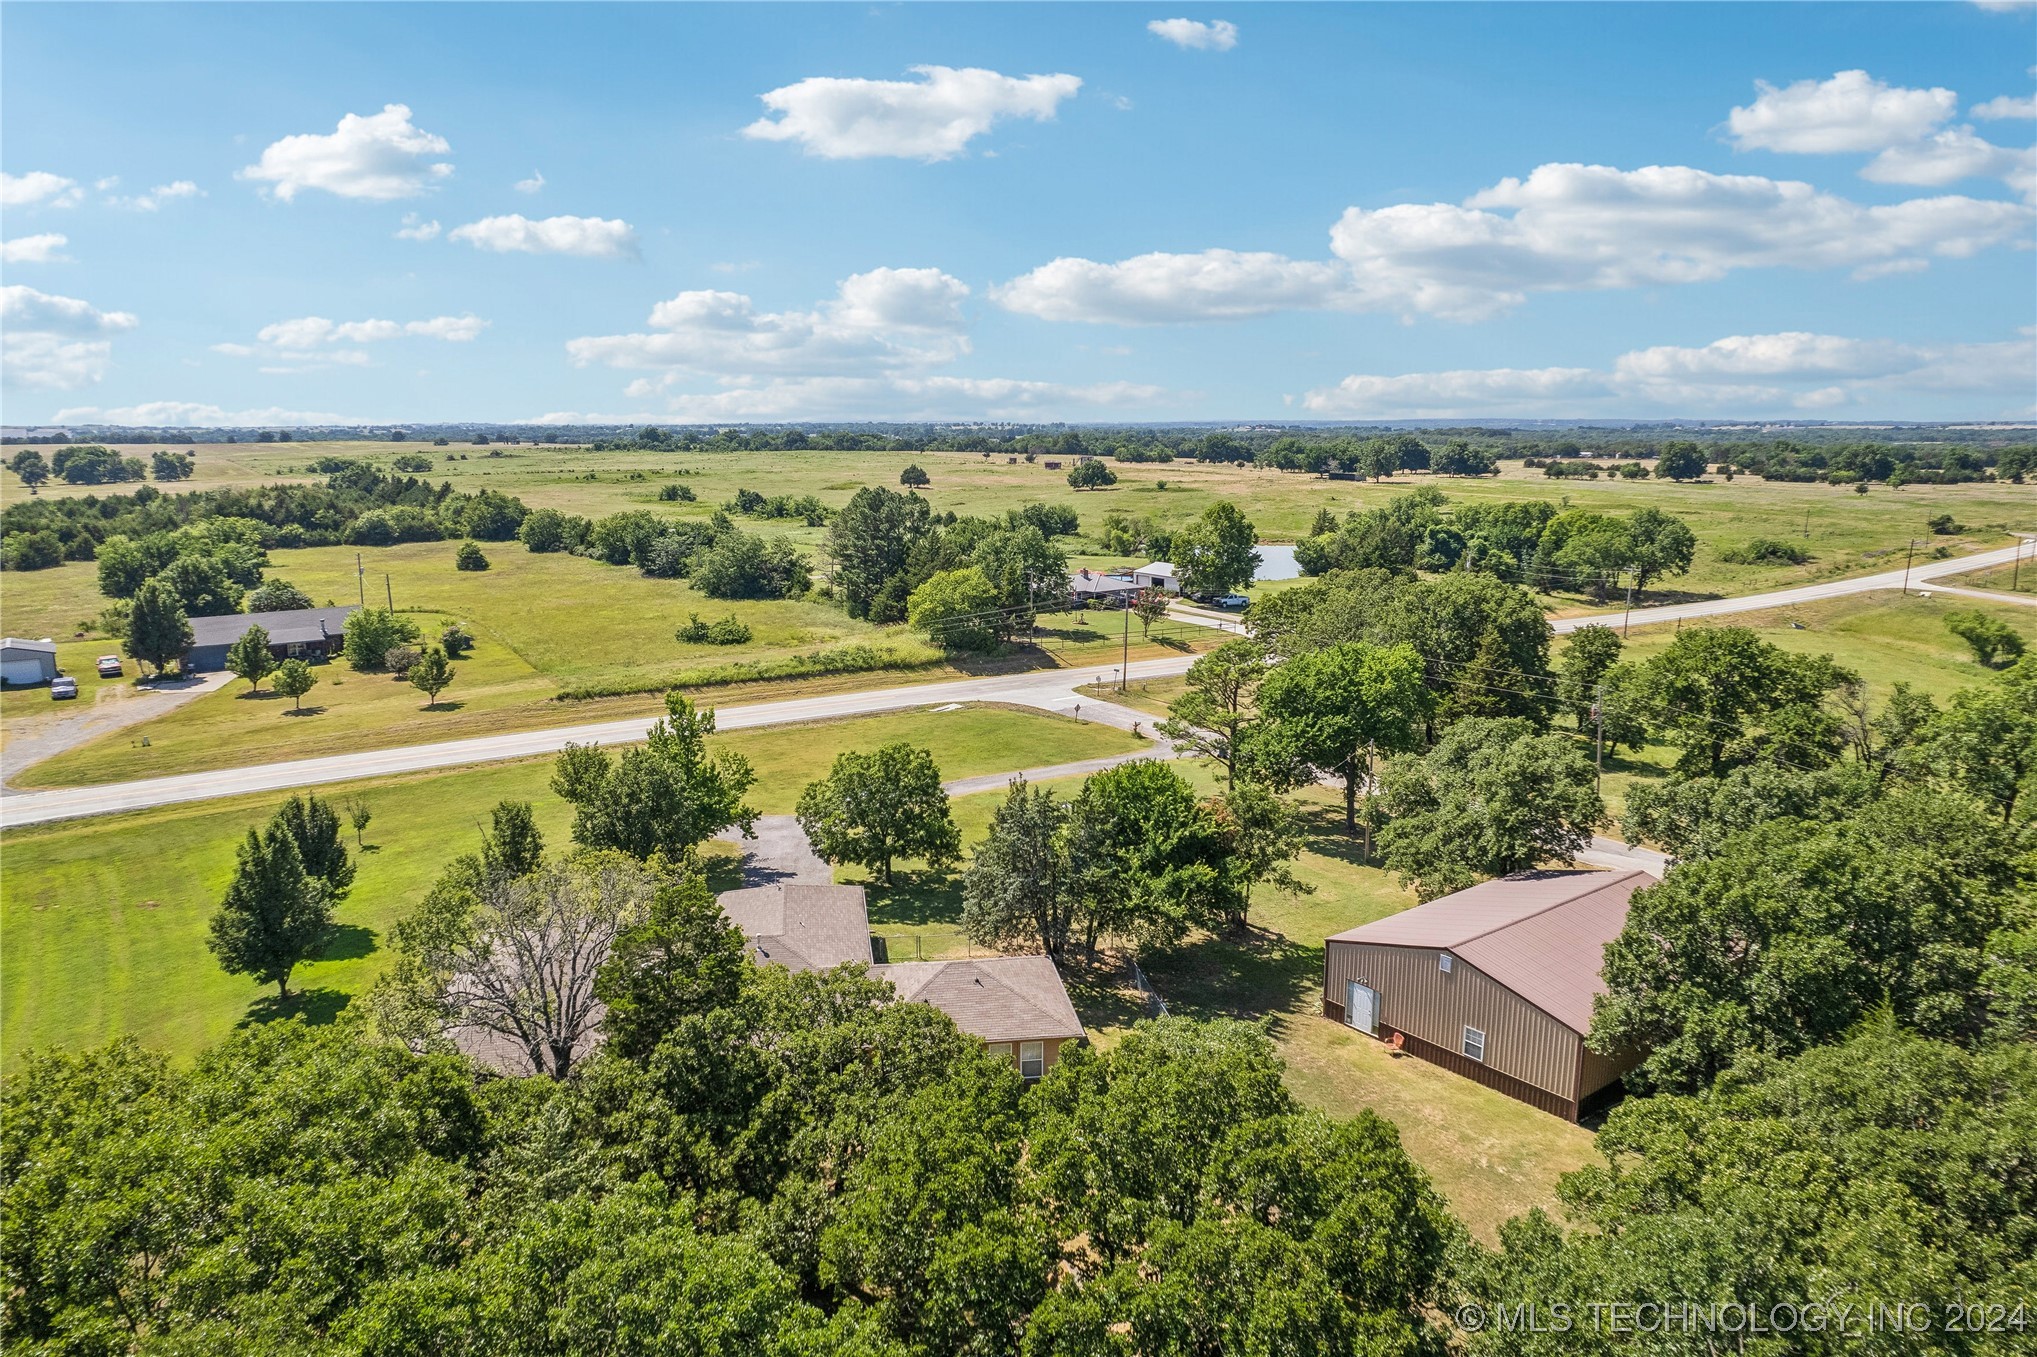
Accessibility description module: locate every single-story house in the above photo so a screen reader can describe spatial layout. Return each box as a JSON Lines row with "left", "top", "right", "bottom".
{"left": 1069, "top": 567, "right": 1140, "bottom": 605}
{"left": 1, "top": 637, "right": 60, "bottom": 686}
{"left": 718, "top": 882, "right": 1085, "bottom": 1080}
{"left": 717, "top": 883, "right": 875, "bottom": 972}
{"left": 1323, "top": 869, "right": 1655, "bottom": 1120}
{"left": 184, "top": 606, "right": 357, "bottom": 672}
{"left": 1132, "top": 562, "right": 1180, "bottom": 594}
{"left": 874, "top": 956, "right": 1086, "bottom": 1079}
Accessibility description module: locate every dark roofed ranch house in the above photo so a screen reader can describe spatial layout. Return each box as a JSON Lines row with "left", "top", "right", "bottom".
{"left": 718, "top": 882, "right": 1085, "bottom": 1080}
{"left": 183, "top": 606, "right": 357, "bottom": 672}
{"left": 1323, "top": 869, "right": 1655, "bottom": 1120}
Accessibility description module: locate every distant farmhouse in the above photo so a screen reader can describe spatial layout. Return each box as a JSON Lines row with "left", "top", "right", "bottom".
{"left": 1069, "top": 567, "right": 1140, "bottom": 606}
{"left": 1324, "top": 869, "right": 1655, "bottom": 1120}
{"left": 719, "top": 882, "right": 1084, "bottom": 1079}
{"left": 184, "top": 606, "right": 357, "bottom": 672}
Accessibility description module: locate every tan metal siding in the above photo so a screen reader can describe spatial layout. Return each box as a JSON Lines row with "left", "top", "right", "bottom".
{"left": 1326, "top": 940, "right": 1582, "bottom": 1101}
{"left": 1578, "top": 1041, "right": 1640, "bottom": 1100}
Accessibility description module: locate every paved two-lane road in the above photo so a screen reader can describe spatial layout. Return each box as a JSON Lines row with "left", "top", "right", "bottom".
{"left": 1, "top": 540, "right": 2025, "bottom": 830}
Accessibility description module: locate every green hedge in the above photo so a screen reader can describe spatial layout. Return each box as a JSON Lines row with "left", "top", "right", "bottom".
{"left": 555, "top": 642, "right": 946, "bottom": 701}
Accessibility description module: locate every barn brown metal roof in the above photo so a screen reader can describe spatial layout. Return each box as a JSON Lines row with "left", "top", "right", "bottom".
{"left": 1326, "top": 869, "right": 1655, "bottom": 1034}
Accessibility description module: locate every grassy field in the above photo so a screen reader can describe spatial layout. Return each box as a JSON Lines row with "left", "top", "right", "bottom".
{"left": 5, "top": 537, "right": 1213, "bottom": 787}
{"left": 6, "top": 441, "right": 2029, "bottom": 600}
{"left": 1947, "top": 560, "right": 2037, "bottom": 595}
{"left": 0, "top": 703, "right": 1140, "bottom": 1069}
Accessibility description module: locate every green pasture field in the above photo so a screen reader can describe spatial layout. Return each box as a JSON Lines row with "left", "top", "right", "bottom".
{"left": 4, "top": 541, "right": 1212, "bottom": 788}
{"left": 6, "top": 440, "right": 2028, "bottom": 602}
{"left": 0, "top": 702, "right": 1141, "bottom": 1071}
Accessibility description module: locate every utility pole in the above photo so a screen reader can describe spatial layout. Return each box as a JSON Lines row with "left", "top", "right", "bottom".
{"left": 356, "top": 552, "right": 365, "bottom": 607}
{"left": 1901, "top": 539, "right": 1916, "bottom": 596}
{"left": 2015, "top": 535, "right": 2030, "bottom": 592}
{"left": 1120, "top": 596, "right": 1129, "bottom": 693}
{"left": 385, "top": 574, "right": 394, "bottom": 610}
{"left": 1592, "top": 683, "right": 1605, "bottom": 786}
{"left": 1802, "top": 508, "right": 1811, "bottom": 540}
{"left": 1622, "top": 575, "right": 1635, "bottom": 637}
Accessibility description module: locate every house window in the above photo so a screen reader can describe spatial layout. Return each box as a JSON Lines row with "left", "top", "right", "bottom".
{"left": 987, "top": 1042, "right": 1013, "bottom": 1063}
{"left": 1020, "top": 1041, "right": 1045, "bottom": 1080}
{"left": 1462, "top": 1026, "right": 1486, "bottom": 1062}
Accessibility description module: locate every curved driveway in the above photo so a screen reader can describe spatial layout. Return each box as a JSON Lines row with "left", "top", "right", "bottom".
{"left": 1, "top": 541, "right": 2025, "bottom": 830}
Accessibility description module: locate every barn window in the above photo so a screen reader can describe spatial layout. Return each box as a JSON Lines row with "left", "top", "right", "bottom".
{"left": 1439, "top": 953, "right": 1453, "bottom": 973}
{"left": 1462, "top": 1026, "right": 1486, "bottom": 1062}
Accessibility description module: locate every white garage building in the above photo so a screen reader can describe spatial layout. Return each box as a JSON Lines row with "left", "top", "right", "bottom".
{"left": 1, "top": 638, "right": 59, "bottom": 686}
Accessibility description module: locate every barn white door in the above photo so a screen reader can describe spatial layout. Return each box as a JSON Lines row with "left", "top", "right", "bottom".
{"left": 1345, "top": 981, "right": 1379, "bottom": 1036}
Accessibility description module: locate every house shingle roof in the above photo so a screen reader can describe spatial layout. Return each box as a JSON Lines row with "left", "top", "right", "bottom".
{"left": 717, "top": 884, "right": 873, "bottom": 972}
{"left": 1327, "top": 869, "right": 1655, "bottom": 1034}
{"left": 873, "top": 955, "right": 1084, "bottom": 1044}
{"left": 188, "top": 606, "right": 357, "bottom": 649}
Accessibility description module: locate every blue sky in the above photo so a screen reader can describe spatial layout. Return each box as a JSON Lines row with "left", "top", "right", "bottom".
{"left": 2, "top": 2, "right": 2032, "bottom": 425}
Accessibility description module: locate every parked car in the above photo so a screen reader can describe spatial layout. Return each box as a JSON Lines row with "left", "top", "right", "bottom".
{"left": 1214, "top": 594, "right": 1251, "bottom": 609}
{"left": 96, "top": 655, "right": 123, "bottom": 678}
{"left": 50, "top": 675, "right": 79, "bottom": 700}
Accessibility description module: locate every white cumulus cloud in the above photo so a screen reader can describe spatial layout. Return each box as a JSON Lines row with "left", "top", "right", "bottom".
{"left": 448, "top": 213, "right": 638, "bottom": 259}
{"left": 108, "top": 180, "right": 204, "bottom": 211}
{"left": 239, "top": 104, "right": 453, "bottom": 201}
{"left": 1300, "top": 328, "right": 2037, "bottom": 417}
{"left": 395, "top": 214, "right": 442, "bottom": 241}
{"left": 1, "top": 171, "right": 83, "bottom": 208}
{"left": 1972, "top": 93, "right": 2037, "bottom": 120}
{"left": 1, "top": 234, "right": 70, "bottom": 264}
{"left": 570, "top": 267, "right": 971, "bottom": 379}
{"left": 1862, "top": 126, "right": 2037, "bottom": 198}
{"left": 1147, "top": 18, "right": 1239, "bottom": 50}
{"left": 514, "top": 170, "right": 546, "bottom": 194}
{"left": 249, "top": 314, "right": 488, "bottom": 348}
{"left": 995, "top": 161, "right": 2033, "bottom": 325}
{"left": 1726, "top": 70, "right": 1956, "bottom": 153}
{"left": 50, "top": 402, "right": 352, "bottom": 427}
{"left": 992, "top": 250, "right": 1349, "bottom": 323}
{"left": 1, "top": 285, "right": 139, "bottom": 390}
{"left": 742, "top": 65, "right": 1082, "bottom": 160}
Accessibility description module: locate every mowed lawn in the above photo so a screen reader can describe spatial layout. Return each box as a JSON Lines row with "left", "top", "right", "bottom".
{"left": 5, "top": 543, "right": 1211, "bottom": 787}
{"left": 0, "top": 704, "right": 1141, "bottom": 1070}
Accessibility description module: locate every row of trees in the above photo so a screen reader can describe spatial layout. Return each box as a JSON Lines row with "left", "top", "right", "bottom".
{"left": 1295, "top": 487, "right": 1698, "bottom": 601}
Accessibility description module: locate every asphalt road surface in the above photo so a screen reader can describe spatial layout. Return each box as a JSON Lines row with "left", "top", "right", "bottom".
{"left": 1, "top": 541, "right": 2024, "bottom": 830}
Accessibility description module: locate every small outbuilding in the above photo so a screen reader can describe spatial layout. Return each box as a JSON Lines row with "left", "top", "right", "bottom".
{"left": 184, "top": 606, "right": 357, "bottom": 672}
{"left": 1132, "top": 562, "right": 1180, "bottom": 594}
{"left": 1323, "top": 869, "right": 1655, "bottom": 1120}
{"left": 0, "top": 638, "right": 60, "bottom": 686}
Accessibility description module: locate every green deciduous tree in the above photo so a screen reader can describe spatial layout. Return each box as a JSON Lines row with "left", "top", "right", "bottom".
{"left": 342, "top": 608, "right": 422, "bottom": 671}
{"left": 224, "top": 624, "right": 276, "bottom": 694}
{"left": 273, "top": 658, "right": 318, "bottom": 712}
{"left": 8, "top": 448, "right": 50, "bottom": 493}
{"left": 1064, "top": 760, "right": 1238, "bottom": 949}
{"left": 1172, "top": 500, "right": 1261, "bottom": 597}
{"left": 207, "top": 822, "right": 332, "bottom": 999}
{"left": 826, "top": 485, "right": 933, "bottom": 621}
{"left": 1915, "top": 663, "right": 2037, "bottom": 822}
{"left": 1157, "top": 638, "right": 1268, "bottom": 788}
{"left": 1945, "top": 608, "right": 2027, "bottom": 668}
{"left": 122, "top": 578, "right": 192, "bottom": 676}
{"left": 1631, "top": 625, "right": 1851, "bottom": 775}
{"left": 1210, "top": 781, "right": 1313, "bottom": 927}
{"left": 898, "top": 463, "right": 930, "bottom": 487}
{"left": 1066, "top": 459, "right": 1116, "bottom": 490}
{"left": 906, "top": 566, "right": 1002, "bottom": 652}
{"left": 796, "top": 742, "right": 961, "bottom": 886}
{"left": 408, "top": 645, "right": 457, "bottom": 706}
{"left": 1377, "top": 717, "right": 1604, "bottom": 900}
{"left": 1592, "top": 796, "right": 2017, "bottom": 1093}
{"left": 1258, "top": 641, "right": 1431, "bottom": 839}
{"left": 271, "top": 793, "right": 356, "bottom": 898}
{"left": 1554, "top": 623, "right": 1622, "bottom": 732}
{"left": 246, "top": 577, "right": 314, "bottom": 611}
{"left": 1652, "top": 441, "right": 1708, "bottom": 481}
{"left": 552, "top": 695, "right": 758, "bottom": 861}
{"left": 962, "top": 776, "right": 1076, "bottom": 959}
{"left": 594, "top": 873, "right": 751, "bottom": 1063}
